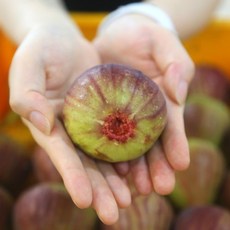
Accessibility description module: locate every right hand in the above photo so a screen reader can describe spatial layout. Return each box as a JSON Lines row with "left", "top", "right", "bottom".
{"left": 94, "top": 14, "right": 194, "bottom": 196}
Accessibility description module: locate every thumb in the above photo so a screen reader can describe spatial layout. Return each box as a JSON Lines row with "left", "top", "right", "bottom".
{"left": 18, "top": 91, "right": 54, "bottom": 135}
{"left": 151, "top": 28, "right": 194, "bottom": 104}
{"left": 9, "top": 50, "right": 54, "bottom": 135}
{"left": 163, "top": 62, "right": 193, "bottom": 105}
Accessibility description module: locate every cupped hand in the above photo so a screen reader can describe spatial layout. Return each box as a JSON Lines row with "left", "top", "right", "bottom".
{"left": 9, "top": 24, "right": 131, "bottom": 225}
{"left": 93, "top": 14, "right": 195, "bottom": 195}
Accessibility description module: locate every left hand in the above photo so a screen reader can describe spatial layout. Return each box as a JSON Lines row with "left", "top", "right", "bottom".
{"left": 93, "top": 14, "right": 194, "bottom": 195}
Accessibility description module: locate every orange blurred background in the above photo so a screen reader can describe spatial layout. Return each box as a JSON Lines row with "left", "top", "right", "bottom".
{"left": 1, "top": 13, "right": 230, "bottom": 122}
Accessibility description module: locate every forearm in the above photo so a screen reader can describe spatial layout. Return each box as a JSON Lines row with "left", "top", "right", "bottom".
{"left": 0, "top": 0, "right": 81, "bottom": 44}
{"left": 147, "top": 0, "right": 221, "bottom": 38}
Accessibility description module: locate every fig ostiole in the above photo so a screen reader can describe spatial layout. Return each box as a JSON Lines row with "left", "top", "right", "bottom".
{"left": 63, "top": 64, "right": 167, "bottom": 162}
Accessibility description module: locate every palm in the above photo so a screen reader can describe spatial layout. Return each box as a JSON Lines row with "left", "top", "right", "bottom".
{"left": 9, "top": 26, "right": 132, "bottom": 225}
{"left": 94, "top": 15, "right": 193, "bottom": 195}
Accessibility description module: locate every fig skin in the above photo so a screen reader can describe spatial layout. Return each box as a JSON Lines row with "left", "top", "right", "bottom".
{"left": 188, "top": 64, "right": 230, "bottom": 103}
{"left": 63, "top": 64, "right": 167, "bottom": 162}
{"left": 32, "top": 146, "right": 62, "bottom": 183}
{"left": 169, "top": 138, "right": 226, "bottom": 209}
{"left": 184, "top": 95, "right": 230, "bottom": 145}
{"left": 13, "top": 182, "right": 97, "bottom": 230}
{"left": 172, "top": 205, "right": 230, "bottom": 230}
{"left": 0, "top": 133, "right": 33, "bottom": 196}
{"left": 101, "top": 191, "right": 174, "bottom": 230}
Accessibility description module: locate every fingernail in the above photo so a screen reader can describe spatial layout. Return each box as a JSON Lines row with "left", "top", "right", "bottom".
{"left": 176, "top": 81, "right": 188, "bottom": 105}
{"left": 29, "top": 111, "right": 51, "bottom": 135}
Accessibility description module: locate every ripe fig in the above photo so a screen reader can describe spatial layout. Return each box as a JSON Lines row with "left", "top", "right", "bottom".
{"left": 13, "top": 182, "right": 97, "bottom": 230}
{"left": 184, "top": 95, "right": 230, "bottom": 145}
{"left": 101, "top": 192, "right": 174, "bottom": 230}
{"left": 32, "top": 146, "right": 62, "bottom": 183}
{"left": 188, "top": 64, "right": 230, "bottom": 103}
{"left": 172, "top": 205, "right": 230, "bottom": 230}
{"left": 0, "top": 133, "right": 33, "bottom": 196}
{"left": 169, "top": 138, "right": 226, "bottom": 209}
{"left": 0, "top": 186, "right": 13, "bottom": 230}
{"left": 63, "top": 64, "right": 167, "bottom": 162}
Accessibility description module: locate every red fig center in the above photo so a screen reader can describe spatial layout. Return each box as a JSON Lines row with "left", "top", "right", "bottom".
{"left": 102, "top": 111, "right": 136, "bottom": 143}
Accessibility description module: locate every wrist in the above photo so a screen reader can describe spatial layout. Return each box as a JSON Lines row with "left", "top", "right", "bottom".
{"left": 98, "top": 2, "right": 177, "bottom": 35}
{"left": 0, "top": 0, "right": 80, "bottom": 44}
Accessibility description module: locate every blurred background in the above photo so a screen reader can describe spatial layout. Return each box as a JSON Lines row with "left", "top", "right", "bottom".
{"left": 1, "top": 1, "right": 230, "bottom": 229}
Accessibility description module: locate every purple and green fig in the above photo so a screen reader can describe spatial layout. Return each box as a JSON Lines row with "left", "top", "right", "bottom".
{"left": 63, "top": 64, "right": 167, "bottom": 162}
{"left": 0, "top": 133, "right": 32, "bottom": 196}
{"left": 32, "top": 146, "right": 62, "bottom": 183}
{"left": 172, "top": 205, "right": 230, "bottom": 230}
{"left": 101, "top": 191, "right": 174, "bottom": 230}
{"left": 184, "top": 94, "right": 230, "bottom": 145}
{"left": 13, "top": 182, "right": 97, "bottom": 230}
{"left": 169, "top": 138, "right": 226, "bottom": 209}
{"left": 188, "top": 64, "right": 230, "bottom": 103}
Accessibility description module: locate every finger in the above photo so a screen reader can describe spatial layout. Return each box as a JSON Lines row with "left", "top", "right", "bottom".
{"left": 129, "top": 156, "right": 152, "bottom": 195}
{"left": 147, "top": 143, "right": 175, "bottom": 195}
{"left": 162, "top": 101, "right": 190, "bottom": 171}
{"left": 9, "top": 44, "right": 54, "bottom": 134}
{"left": 151, "top": 27, "right": 194, "bottom": 104}
{"left": 113, "top": 162, "right": 130, "bottom": 176}
{"left": 97, "top": 161, "right": 131, "bottom": 208}
{"left": 23, "top": 118, "right": 93, "bottom": 209}
{"left": 79, "top": 153, "right": 119, "bottom": 225}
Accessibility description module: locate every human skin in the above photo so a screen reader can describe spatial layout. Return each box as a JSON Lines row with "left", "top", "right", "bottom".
{"left": 0, "top": 0, "right": 221, "bottom": 225}
{"left": 93, "top": 0, "right": 221, "bottom": 195}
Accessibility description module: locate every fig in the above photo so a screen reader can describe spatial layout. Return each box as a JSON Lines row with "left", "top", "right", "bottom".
{"left": 0, "top": 186, "right": 13, "bottom": 230}
{"left": 101, "top": 192, "right": 174, "bottom": 230}
{"left": 172, "top": 205, "right": 230, "bottom": 230}
{"left": 169, "top": 138, "right": 226, "bottom": 209}
{"left": 63, "top": 64, "right": 167, "bottom": 162}
{"left": 184, "top": 95, "right": 230, "bottom": 145}
{"left": 188, "top": 64, "right": 230, "bottom": 103}
{"left": 13, "top": 182, "right": 97, "bottom": 230}
{"left": 32, "top": 146, "right": 62, "bottom": 183}
{"left": 0, "top": 133, "right": 33, "bottom": 196}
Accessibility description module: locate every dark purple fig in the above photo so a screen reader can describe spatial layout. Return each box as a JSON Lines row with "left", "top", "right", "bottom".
{"left": 13, "top": 182, "right": 97, "bottom": 230}
{"left": 169, "top": 138, "right": 226, "bottom": 209}
{"left": 173, "top": 205, "right": 230, "bottom": 230}
{"left": 0, "top": 133, "right": 32, "bottom": 196}
{"left": 101, "top": 192, "right": 174, "bottom": 230}
{"left": 32, "top": 146, "right": 62, "bottom": 183}
{"left": 63, "top": 64, "right": 167, "bottom": 162}
{"left": 184, "top": 95, "right": 230, "bottom": 145}
{"left": 188, "top": 64, "right": 230, "bottom": 103}
{"left": 0, "top": 186, "right": 13, "bottom": 230}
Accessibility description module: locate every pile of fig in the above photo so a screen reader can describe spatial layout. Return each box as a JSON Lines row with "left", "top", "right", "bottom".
{"left": 1, "top": 63, "right": 230, "bottom": 230}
